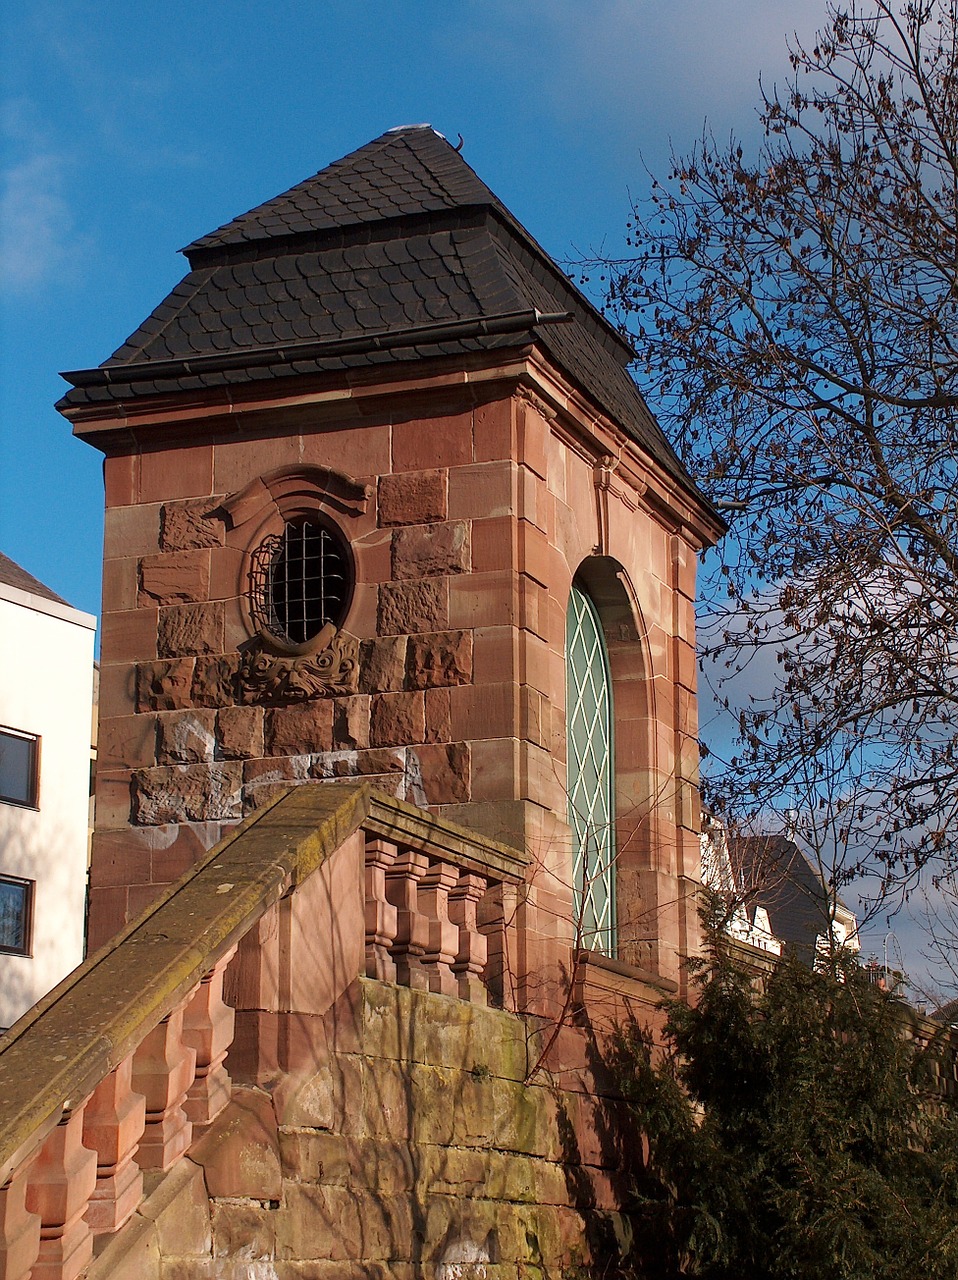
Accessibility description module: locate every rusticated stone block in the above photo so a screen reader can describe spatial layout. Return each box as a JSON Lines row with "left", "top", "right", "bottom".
{"left": 333, "top": 696, "right": 370, "bottom": 749}
{"left": 359, "top": 636, "right": 408, "bottom": 692}
{"left": 242, "top": 757, "right": 309, "bottom": 812}
{"left": 138, "top": 551, "right": 210, "bottom": 606}
{"left": 267, "top": 700, "right": 334, "bottom": 755}
{"left": 424, "top": 687, "right": 452, "bottom": 743}
{"left": 192, "top": 655, "right": 240, "bottom": 707}
{"left": 406, "top": 630, "right": 473, "bottom": 689}
{"left": 391, "top": 521, "right": 469, "bottom": 580}
{"left": 158, "top": 602, "right": 224, "bottom": 657}
{"left": 160, "top": 497, "right": 224, "bottom": 552}
{"left": 136, "top": 658, "right": 195, "bottom": 712}
{"left": 378, "top": 469, "right": 446, "bottom": 526}
{"left": 415, "top": 742, "right": 471, "bottom": 803}
{"left": 369, "top": 691, "right": 426, "bottom": 748}
{"left": 217, "top": 705, "right": 264, "bottom": 759}
{"left": 377, "top": 579, "right": 447, "bottom": 635}
{"left": 156, "top": 709, "right": 216, "bottom": 764}
{"left": 132, "top": 763, "right": 242, "bottom": 824}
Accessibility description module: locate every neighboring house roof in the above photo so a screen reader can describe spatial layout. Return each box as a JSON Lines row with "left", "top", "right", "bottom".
{"left": 731, "top": 833, "right": 858, "bottom": 966}
{"left": 0, "top": 552, "right": 70, "bottom": 608}
{"left": 58, "top": 125, "right": 697, "bottom": 498}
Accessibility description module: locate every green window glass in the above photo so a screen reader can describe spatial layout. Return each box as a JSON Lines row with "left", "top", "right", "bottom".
{"left": 566, "top": 583, "right": 616, "bottom": 955}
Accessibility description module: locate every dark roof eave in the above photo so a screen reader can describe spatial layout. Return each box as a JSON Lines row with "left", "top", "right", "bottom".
{"left": 60, "top": 308, "right": 572, "bottom": 392}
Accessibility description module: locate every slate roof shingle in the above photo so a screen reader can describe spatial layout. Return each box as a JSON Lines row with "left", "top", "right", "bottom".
{"left": 59, "top": 125, "right": 694, "bottom": 492}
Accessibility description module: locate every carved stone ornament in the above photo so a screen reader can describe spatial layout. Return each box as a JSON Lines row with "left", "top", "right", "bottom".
{"left": 238, "top": 624, "right": 360, "bottom": 704}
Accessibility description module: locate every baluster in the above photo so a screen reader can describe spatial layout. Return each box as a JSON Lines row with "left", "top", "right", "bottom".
{"left": 82, "top": 1056, "right": 145, "bottom": 1235}
{"left": 0, "top": 1160, "right": 41, "bottom": 1280}
{"left": 418, "top": 860, "right": 460, "bottom": 997}
{"left": 25, "top": 1101, "right": 97, "bottom": 1280}
{"left": 132, "top": 995, "right": 197, "bottom": 1171}
{"left": 183, "top": 947, "right": 237, "bottom": 1126}
{"left": 384, "top": 847, "right": 430, "bottom": 990}
{"left": 478, "top": 881, "right": 517, "bottom": 1011}
{"left": 449, "top": 871, "right": 489, "bottom": 1004}
{"left": 364, "top": 838, "right": 398, "bottom": 982}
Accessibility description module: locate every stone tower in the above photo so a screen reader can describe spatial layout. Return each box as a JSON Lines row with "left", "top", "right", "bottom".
{"left": 59, "top": 127, "right": 721, "bottom": 1006}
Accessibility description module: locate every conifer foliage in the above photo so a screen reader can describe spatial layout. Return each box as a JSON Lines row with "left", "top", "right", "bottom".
{"left": 618, "top": 941, "right": 958, "bottom": 1278}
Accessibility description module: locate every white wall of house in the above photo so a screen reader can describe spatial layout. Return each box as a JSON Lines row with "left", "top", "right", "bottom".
{"left": 0, "top": 582, "right": 96, "bottom": 1029}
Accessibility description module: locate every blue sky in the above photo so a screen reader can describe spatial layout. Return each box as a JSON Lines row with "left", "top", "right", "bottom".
{"left": 1, "top": 0, "right": 826, "bottom": 617}
{"left": 9, "top": 3, "right": 925, "bottom": 976}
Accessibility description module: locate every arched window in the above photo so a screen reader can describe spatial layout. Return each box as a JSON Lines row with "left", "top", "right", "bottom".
{"left": 566, "top": 582, "right": 616, "bottom": 956}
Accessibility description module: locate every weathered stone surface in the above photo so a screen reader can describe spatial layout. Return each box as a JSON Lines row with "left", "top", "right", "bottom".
{"left": 406, "top": 631, "right": 473, "bottom": 689}
{"left": 138, "top": 551, "right": 210, "bottom": 605}
{"left": 216, "top": 705, "right": 264, "bottom": 759}
{"left": 155, "top": 709, "right": 216, "bottom": 764}
{"left": 191, "top": 1086, "right": 282, "bottom": 1199}
{"left": 424, "top": 688, "right": 452, "bottom": 744}
{"left": 333, "top": 696, "right": 370, "bottom": 749}
{"left": 414, "top": 742, "right": 471, "bottom": 803}
{"left": 377, "top": 579, "right": 447, "bottom": 635}
{"left": 391, "top": 521, "right": 469, "bottom": 580}
{"left": 242, "top": 759, "right": 308, "bottom": 813}
{"left": 136, "top": 658, "right": 195, "bottom": 712}
{"left": 160, "top": 497, "right": 224, "bottom": 551}
{"left": 267, "top": 700, "right": 334, "bottom": 756}
{"left": 378, "top": 470, "right": 446, "bottom": 526}
{"left": 157, "top": 602, "right": 224, "bottom": 657}
{"left": 359, "top": 636, "right": 408, "bottom": 692}
{"left": 191, "top": 654, "right": 240, "bottom": 708}
{"left": 369, "top": 692, "right": 426, "bottom": 748}
{"left": 132, "top": 762, "right": 242, "bottom": 824}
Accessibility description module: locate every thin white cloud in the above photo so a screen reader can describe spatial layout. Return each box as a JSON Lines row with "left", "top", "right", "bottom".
{"left": 0, "top": 152, "right": 74, "bottom": 291}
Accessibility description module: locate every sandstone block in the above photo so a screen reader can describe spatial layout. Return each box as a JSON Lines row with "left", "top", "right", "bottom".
{"left": 132, "top": 762, "right": 242, "bottom": 824}
{"left": 378, "top": 469, "right": 446, "bottom": 526}
{"left": 369, "top": 692, "right": 425, "bottom": 748}
{"left": 138, "top": 550, "right": 210, "bottom": 605}
{"left": 191, "top": 1086, "right": 282, "bottom": 1200}
{"left": 136, "top": 658, "right": 195, "bottom": 712}
{"left": 391, "top": 521, "right": 469, "bottom": 580}
{"left": 415, "top": 742, "right": 470, "bottom": 803}
{"left": 333, "top": 695, "right": 370, "bottom": 749}
{"left": 267, "top": 700, "right": 334, "bottom": 755}
{"left": 359, "top": 636, "right": 408, "bottom": 692}
{"left": 156, "top": 709, "right": 216, "bottom": 764}
{"left": 424, "top": 687, "right": 452, "bottom": 743}
{"left": 98, "top": 713, "right": 157, "bottom": 770}
{"left": 191, "top": 654, "right": 240, "bottom": 707}
{"left": 406, "top": 630, "right": 472, "bottom": 689}
{"left": 216, "top": 705, "right": 264, "bottom": 758}
{"left": 157, "top": 601, "right": 224, "bottom": 657}
{"left": 160, "top": 497, "right": 224, "bottom": 551}
{"left": 377, "top": 579, "right": 448, "bottom": 635}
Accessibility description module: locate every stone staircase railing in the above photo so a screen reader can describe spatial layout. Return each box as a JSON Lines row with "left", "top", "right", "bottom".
{"left": 0, "top": 783, "right": 526, "bottom": 1280}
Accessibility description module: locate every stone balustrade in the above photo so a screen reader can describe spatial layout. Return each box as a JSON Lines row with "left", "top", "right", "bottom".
{"left": 0, "top": 783, "right": 526, "bottom": 1280}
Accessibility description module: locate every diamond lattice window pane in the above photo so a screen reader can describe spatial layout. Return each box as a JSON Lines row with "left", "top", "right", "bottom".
{"left": 566, "top": 584, "right": 616, "bottom": 955}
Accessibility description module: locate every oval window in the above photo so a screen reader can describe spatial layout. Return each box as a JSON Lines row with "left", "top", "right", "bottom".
{"left": 250, "top": 519, "right": 351, "bottom": 646}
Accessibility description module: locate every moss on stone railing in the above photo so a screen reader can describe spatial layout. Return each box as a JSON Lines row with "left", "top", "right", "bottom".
{"left": 0, "top": 782, "right": 526, "bottom": 1280}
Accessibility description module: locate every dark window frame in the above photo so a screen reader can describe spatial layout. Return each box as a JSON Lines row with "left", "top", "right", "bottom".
{"left": 0, "top": 726, "right": 40, "bottom": 809}
{"left": 0, "top": 874, "right": 34, "bottom": 957}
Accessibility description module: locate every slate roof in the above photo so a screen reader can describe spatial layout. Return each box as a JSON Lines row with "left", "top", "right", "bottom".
{"left": 0, "top": 552, "right": 71, "bottom": 607}
{"left": 731, "top": 834, "right": 856, "bottom": 966}
{"left": 59, "top": 126, "right": 692, "bottom": 490}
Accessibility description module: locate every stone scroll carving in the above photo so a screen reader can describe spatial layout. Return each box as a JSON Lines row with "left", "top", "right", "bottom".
{"left": 237, "top": 628, "right": 360, "bottom": 704}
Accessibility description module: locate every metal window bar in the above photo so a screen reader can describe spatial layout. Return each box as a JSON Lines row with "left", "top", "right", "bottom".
{"left": 250, "top": 521, "right": 348, "bottom": 645}
{"left": 565, "top": 584, "right": 616, "bottom": 956}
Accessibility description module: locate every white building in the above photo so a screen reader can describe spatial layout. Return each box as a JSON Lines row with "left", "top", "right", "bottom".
{"left": 0, "top": 552, "right": 96, "bottom": 1030}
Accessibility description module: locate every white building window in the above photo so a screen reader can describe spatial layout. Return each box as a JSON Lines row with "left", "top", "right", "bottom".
{"left": 0, "top": 875, "right": 33, "bottom": 955}
{"left": 0, "top": 727, "right": 39, "bottom": 808}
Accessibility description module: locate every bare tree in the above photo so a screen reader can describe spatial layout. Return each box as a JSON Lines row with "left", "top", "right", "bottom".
{"left": 586, "top": 0, "right": 958, "bottom": 895}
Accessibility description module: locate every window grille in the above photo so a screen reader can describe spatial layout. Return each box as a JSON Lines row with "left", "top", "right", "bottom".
{"left": 566, "top": 584, "right": 616, "bottom": 955}
{"left": 249, "top": 520, "right": 350, "bottom": 646}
